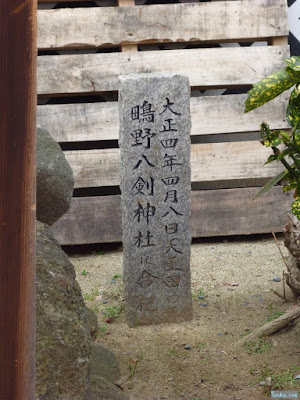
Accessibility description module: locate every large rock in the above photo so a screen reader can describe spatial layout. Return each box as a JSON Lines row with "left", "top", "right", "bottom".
{"left": 36, "top": 222, "right": 127, "bottom": 400}
{"left": 36, "top": 127, "right": 74, "bottom": 226}
{"left": 90, "top": 344, "right": 129, "bottom": 400}
{"left": 90, "top": 344, "right": 121, "bottom": 384}
{"left": 36, "top": 221, "right": 91, "bottom": 400}
{"left": 90, "top": 376, "right": 128, "bottom": 400}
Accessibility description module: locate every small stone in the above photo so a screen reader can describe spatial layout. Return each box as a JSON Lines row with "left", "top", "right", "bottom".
{"left": 199, "top": 303, "right": 208, "bottom": 307}
{"left": 273, "top": 276, "right": 281, "bottom": 282}
{"left": 266, "top": 377, "right": 272, "bottom": 386}
{"left": 102, "top": 300, "right": 108, "bottom": 304}
{"left": 184, "top": 344, "right": 191, "bottom": 350}
{"left": 295, "top": 375, "right": 300, "bottom": 379}
{"left": 198, "top": 296, "right": 205, "bottom": 299}
{"left": 259, "top": 381, "right": 266, "bottom": 386}
{"left": 114, "top": 380, "right": 124, "bottom": 390}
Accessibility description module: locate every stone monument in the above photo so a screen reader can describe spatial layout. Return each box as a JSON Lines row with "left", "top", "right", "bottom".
{"left": 119, "top": 74, "right": 193, "bottom": 327}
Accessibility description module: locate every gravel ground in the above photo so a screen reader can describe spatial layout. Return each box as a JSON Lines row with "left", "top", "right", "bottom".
{"left": 66, "top": 234, "right": 300, "bottom": 400}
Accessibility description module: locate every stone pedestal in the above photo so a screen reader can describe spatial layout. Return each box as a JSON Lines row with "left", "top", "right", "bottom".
{"left": 119, "top": 74, "right": 193, "bottom": 327}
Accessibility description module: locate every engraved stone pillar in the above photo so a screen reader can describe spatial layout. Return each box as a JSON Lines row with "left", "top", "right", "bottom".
{"left": 119, "top": 74, "right": 193, "bottom": 327}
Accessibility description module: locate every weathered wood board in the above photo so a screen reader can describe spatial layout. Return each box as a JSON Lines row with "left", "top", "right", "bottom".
{"left": 50, "top": 187, "right": 293, "bottom": 245}
{"left": 37, "top": 1, "right": 288, "bottom": 50}
{"left": 64, "top": 141, "right": 287, "bottom": 189}
{"left": 37, "top": 0, "right": 291, "bottom": 244}
{"left": 37, "top": 93, "right": 290, "bottom": 143}
{"left": 37, "top": 46, "right": 290, "bottom": 95}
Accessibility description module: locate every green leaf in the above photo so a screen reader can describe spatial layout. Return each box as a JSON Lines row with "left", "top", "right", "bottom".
{"left": 290, "top": 83, "right": 300, "bottom": 100}
{"left": 260, "top": 126, "right": 282, "bottom": 147}
{"left": 283, "top": 182, "right": 297, "bottom": 192}
{"left": 277, "top": 148, "right": 292, "bottom": 160}
{"left": 292, "top": 197, "right": 300, "bottom": 220}
{"left": 264, "top": 154, "right": 278, "bottom": 165}
{"left": 279, "top": 130, "right": 291, "bottom": 143}
{"left": 245, "top": 67, "right": 300, "bottom": 113}
{"left": 285, "top": 56, "right": 300, "bottom": 72}
{"left": 254, "top": 169, "right": 289, "bottom": 199}
{"left": 287, "top": 85, "right": 300, "bottom": 127}
{"left": 294, "top": 129, "right": 300, "bottom": 147}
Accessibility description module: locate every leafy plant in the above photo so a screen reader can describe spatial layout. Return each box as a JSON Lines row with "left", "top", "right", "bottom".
{"left": 91, "top": 288, "right": 99, "bottom": 296}
{"left": 128, "top": 352, "right": 143, "bottom": 379}
{"left": 81, "top": 269, "right": 88, "bottom": 276}
{"left": 95, "top": 325, "right": 108, "bottom": 337}
{"left": 243, "top": 338, "right": 273, "bottom": 354}
{"left": 169, "top": 346, "right": 178, "bottom": 356}
{"left": 90, "top": 303, "right": 100, "bottom": 314}
{"left": 197, "top": 288, "right": 205, "bottom": 299}
{"left": 245, "top": 55, "right": 300, "bottom": 219}
{"left": 195, "top": 342, "right": 206, "bottom": 350}
{"left": 111, "top": 273, "right": 122, "bottom": 280}
{"left": 258, "top": 365, "right": 299, "bottom": 391}
{"left": 239, "top": 329, "right": 252, "bottom": 339}
{"left": 266, "top": 303, "right": 285, "bottom": 322}
{"left": 83, "top": 292, "right": 94, "bottom": 301}
{"left": 83, "top": 287, "right": 100, "bottom": 301}
{"left": 103, "top": 305, "right": 124, "bottom": 321}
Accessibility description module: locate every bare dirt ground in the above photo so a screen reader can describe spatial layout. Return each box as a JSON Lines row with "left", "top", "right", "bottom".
{"left": 67, "top": 234, "right": 300, "bottom": 400}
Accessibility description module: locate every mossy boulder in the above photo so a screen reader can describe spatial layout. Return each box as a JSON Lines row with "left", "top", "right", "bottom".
{"left": 36, "top": 221, "right": 91, "bottom": 400}
{"left": 36, "top": 127, "right": 74, "bottom": 226}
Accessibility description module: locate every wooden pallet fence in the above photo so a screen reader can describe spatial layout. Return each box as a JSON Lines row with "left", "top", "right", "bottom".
{"left": 37, "top": 93, "right": 290, "bottom": 143}
{"left": 50, "top": 188, "right": 293, "bottom": 245}
{"left": 37, "top": 1, "right": 288, "bottom": 50}
{"left": 36, "top": 0, "right": 292, "bottom": 244}
{"left": 37, "top": 46, "right": 290, "bottom": 95}
{"left": 60, "top": 141, "right": 289, "bottom": 189}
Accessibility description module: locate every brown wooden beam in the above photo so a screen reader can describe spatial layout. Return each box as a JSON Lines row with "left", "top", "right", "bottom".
{"left": 0, "top": 1, "right": 37, "bottom": 399}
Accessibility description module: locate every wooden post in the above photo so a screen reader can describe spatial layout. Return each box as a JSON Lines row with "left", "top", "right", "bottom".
{"left": 0, "top": 1, "right": 37, "bottom": 400}
{"left": 118, "top": 0, "right": 138, "bottom": 52}
{"left": 271, "top": 37, "right": 289, "bottom": 46}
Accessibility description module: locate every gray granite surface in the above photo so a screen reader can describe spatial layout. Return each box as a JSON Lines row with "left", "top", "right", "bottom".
{"left": 119, "top": 74, "right": 193, "bottom": 327}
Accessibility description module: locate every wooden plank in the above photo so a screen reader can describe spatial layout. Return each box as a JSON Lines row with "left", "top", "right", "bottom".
{"left": 50, "top": 187, "right": 293, "bottom": 244}
{"left": 64, "top": 141, "right": 286, "bottom": 189}
{"left": 191, "top": 187, "right": 292, "bottom": 237}
{"left": 0, "top": 1, "right": 37, "bottom": 399}
{"left": 37, "top": 93, "right": 290, "bottom": 142}
{"left": 51, "top": 196, "right": 123, "bottom": 244}
{"left": 37, "top": 1, "right": 288, "bottom": 50}
{"left": 37, "top": 45, "right": 290, "bottom": 95}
